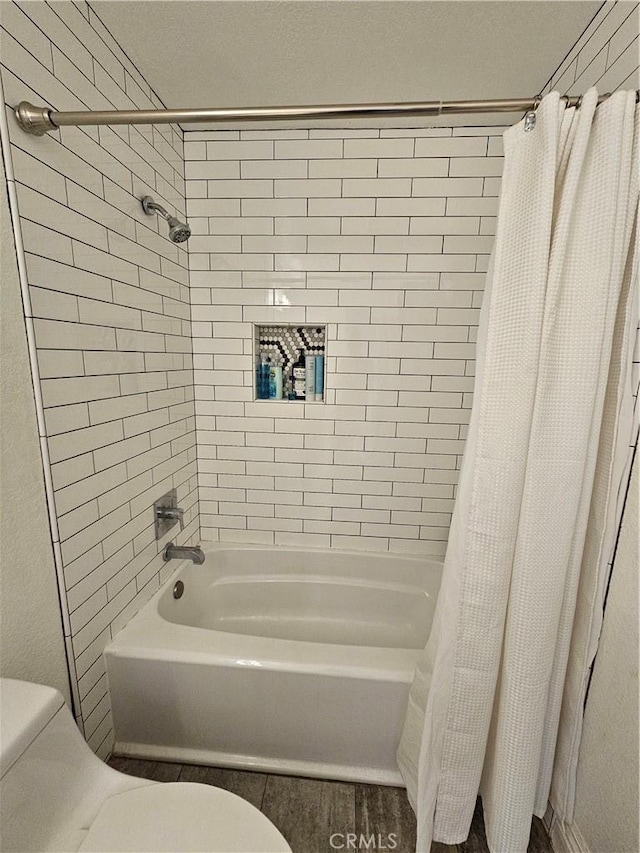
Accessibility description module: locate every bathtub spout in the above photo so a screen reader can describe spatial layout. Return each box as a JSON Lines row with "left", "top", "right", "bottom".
{"left": 163, "top": 542, "right": 205, "bottom": 564}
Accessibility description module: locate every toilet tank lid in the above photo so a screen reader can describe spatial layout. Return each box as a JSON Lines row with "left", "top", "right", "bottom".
{"left": 0, "top": 678, "right": 65, "bottom": 778}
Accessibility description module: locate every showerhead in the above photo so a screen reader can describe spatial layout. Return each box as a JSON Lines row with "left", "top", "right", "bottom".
{"left": 141, "top": 196, "right": 191, "bottom": 244}
{"left": 166, "top": 216, "right": 191, "bottom": 243}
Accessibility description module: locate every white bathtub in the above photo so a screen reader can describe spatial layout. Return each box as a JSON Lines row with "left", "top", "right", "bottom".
{"left": 105, "top": 543, "right": 441, "bottom": 786}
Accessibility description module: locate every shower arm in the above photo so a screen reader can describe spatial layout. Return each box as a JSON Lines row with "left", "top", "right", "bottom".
{"left": 14, "top": 92, "right": 633, "bottom": 136}
{"left": 142, "top": 197, "right": 172, "bottom": 223}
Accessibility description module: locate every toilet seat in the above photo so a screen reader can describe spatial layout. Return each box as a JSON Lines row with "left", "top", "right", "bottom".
{"left": 78, "top": 782, "right": 291, "bottom": 853}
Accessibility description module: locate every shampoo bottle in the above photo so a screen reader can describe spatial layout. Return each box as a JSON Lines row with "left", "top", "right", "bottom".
{"left": 269, "top": 359, "right": 283, "bottom": 400}
{"left": 257, "top": 352, "right": 270, "bottom": 399}
{"left": 292, "top": 350, "right": 306, "bottom": 400}
{"left": 314, "top": 354, "right": 324, "bottom": 401}
{"left": 305, "top": 354, "right": 316, "bottom": 401}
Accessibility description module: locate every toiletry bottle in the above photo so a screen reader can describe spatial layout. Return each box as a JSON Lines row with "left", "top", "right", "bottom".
{"left": 314, "top": 353, "right": 324, "bottom": 401}
{"left": 305, "top": 353, "right": 316, "bottom": 401}
{"left": 274, "top": 361, "right": 283, "bottom": 400}
{"left": 268, "top": 359, "right": 276, "bottom": 399}
{"left": 257, "top": 352, "right": 270, "bottom": 399}
{"left": 256, "top": 353, "right": 263, "bottom": 399}
{"left": 286, "top": 373, "right": 295, "bottom": 400}
{"left": 292, "top": 350, "right": 306, "bottom": 400}
{"left": 263, "top": 355, "right": 272, "bottom": 399}
{"left": 269, "top": 358, "right": 284, "bottom": 400}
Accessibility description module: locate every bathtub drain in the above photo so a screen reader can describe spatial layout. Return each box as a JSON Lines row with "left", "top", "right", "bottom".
{"left": 173, "top": 580, "right": 184, "bottom": 599}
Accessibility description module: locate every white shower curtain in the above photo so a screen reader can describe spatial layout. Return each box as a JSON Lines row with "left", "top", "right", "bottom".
{"left": 397, "top": 87, "right": 639, "bottom": 853}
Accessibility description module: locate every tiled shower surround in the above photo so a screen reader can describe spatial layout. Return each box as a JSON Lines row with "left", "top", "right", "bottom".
{"left": 186, "top": 129, "right": 503, "bottom": 553}
{"left": 0, "top": 1, "right": 199, "bottom": 755}
{"left": 1, "top": 0, "right": 637, "bottom": 758}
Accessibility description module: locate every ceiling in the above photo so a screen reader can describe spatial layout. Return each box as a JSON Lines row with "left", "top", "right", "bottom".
{"left": 92, "top": 1, "right": 602, "bottom": 129}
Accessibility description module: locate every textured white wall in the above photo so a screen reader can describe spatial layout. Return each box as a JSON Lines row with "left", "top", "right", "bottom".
{"left": 0, "top": 153, "right": 71, "bottom": 707}
{"left": 90, "top": 0, "right": 601, "bottom": 129}
{"left": 574, "top": 458, "right": 638, "bottom": 853}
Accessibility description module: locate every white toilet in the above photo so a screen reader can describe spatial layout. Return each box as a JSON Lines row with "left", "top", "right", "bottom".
{"left": 0, "top": 678, "right": 292, "bottom": 852}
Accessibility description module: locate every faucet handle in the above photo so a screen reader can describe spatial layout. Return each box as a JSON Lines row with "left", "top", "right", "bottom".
{"left": 154, "top": 489, "right": 184, "bottom": 540}
{"left": 156, "top": 506, "right": 184, "bottom": 531}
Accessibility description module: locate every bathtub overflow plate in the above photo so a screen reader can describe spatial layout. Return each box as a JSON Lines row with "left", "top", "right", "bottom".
{"left": 173, "top": 580, "right": 184, "bottom": 599}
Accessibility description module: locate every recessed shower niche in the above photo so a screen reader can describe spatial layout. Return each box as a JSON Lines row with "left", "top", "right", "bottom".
{"left": 254, "top": 325, "right": 326, "bottom": 402}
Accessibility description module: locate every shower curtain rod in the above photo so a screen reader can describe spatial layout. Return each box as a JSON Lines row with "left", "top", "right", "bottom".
{"left": 14, "top": 93, "right": 626, "bottom": 136}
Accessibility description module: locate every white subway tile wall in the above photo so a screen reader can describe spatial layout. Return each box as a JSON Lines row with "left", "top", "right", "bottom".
{"left": 0, "top": 1, "right": 198, "bottom": 756}
{"left": 186, "top": 126, "right": 503, "bottom": 554}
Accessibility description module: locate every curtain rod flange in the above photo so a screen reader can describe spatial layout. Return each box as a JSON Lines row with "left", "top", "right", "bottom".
{"left": 15, "top": 102, "right": 58, "bottom": 136}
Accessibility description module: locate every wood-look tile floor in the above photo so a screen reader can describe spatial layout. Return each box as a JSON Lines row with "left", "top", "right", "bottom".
{"left": 108, "top": 757, "right": 552, "bottom": 853}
